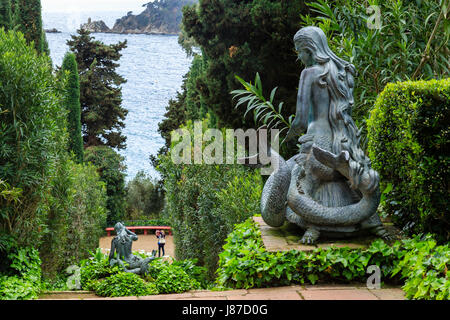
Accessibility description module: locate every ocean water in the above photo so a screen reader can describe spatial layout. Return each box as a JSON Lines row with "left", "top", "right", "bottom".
{"left": 43, "top": 11, "right": 193, "bottom": 180}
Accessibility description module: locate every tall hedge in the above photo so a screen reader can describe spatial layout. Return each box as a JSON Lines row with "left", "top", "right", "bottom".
{"left": 0, "top": 29, "right": 66, "bottom": 247}
{"left": 367, "top": 79, "right": 450, "bottom": 242}
{"left": 157, "top": 120, "right": 263, "bottom": 278}
{"left": 61, "top": 52, "right": 84, "bottom": 163}
{"left": 0, "top": 0, "right": 12, "bottom": 30}
{"left": 40, "top": 159, "right": 107, "bottom": 278}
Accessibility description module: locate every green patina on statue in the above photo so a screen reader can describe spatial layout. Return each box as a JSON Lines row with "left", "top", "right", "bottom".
{"left": 109, "top": 222, "right": 156, "bottom": 275}
{"left": 261, "top": 26, "right": 392, "bottom": 244}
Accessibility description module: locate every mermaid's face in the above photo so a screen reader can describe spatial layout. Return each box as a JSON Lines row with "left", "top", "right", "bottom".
{"left": 295, "top": 43, "right": 315, "bottom": 67}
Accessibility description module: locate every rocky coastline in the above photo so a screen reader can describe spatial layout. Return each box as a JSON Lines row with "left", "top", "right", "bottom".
{"left": 80, "top": 1, "right": 196, "bottom": 35}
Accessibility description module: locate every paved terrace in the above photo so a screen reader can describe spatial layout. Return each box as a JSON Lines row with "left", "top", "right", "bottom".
{"left": 40, "top": 285, "right": 405, "bottom": 300}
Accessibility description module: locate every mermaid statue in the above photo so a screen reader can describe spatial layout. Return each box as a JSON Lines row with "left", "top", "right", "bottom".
{"left": 260, "top": 26, "right": 391, "bottom": 244}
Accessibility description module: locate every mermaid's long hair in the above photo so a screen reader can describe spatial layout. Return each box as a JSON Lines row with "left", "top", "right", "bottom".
{"left": 294, "top": 26, "right": 370, "bottom": 168}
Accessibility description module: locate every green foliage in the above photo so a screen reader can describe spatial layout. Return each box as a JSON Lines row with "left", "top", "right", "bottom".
{"left": 0, "top": 275, "right": 39, "bottom": 300}
{"left": 172, "top": 258, "right": 209, "bottom": 289}
{"left": 79, "top": 249, "right": 205, "bottom": 297}
{"left": 232, "top": 72, "right": 294, "bottom": 136}
{"left": 392, "top": 235, "right": 450, "bottom": 300}
{"left": 154, "top": 264, "right": 200, "bottom": 294}
{"left": 216, "top": 219, "right": 450, "bottom": 300}
{"left": 85, "top": 146, "right": 127, "bottom": 226}
{"left": 0, "top": 0, "right": 12, "bottom": 30}
{"left": 300, "top": 0, "right": 449, "bottom": 127}
{"left": 13, "top": 0, "right": 47, "bottom": 53}
{"left": 40, "top": 159, "right": 107, "bottom": 278}
{"left": 94, "top": 272, "right": 159, "bottom": 297}
{"left": 0, "top": 29, "right": 67, "bottom": 247}
{"left": 157, "top": 120, "right": 263, "bottom": 278}
{"left": 79, "top": 248, "right": 122, "bottom": 291}
{"left": 147, "top": 259, "right": 201, "bottom": 294}
{"left": 61, "top": 52, "right": 84, "bottom": 163}
{"left": 367, "top": 79, "right": 449, "bottom": 242}
{"left": 0, "top": 247, "right": 42, "bottom": 300}
{"left": 67, "top": 28, "right": 128, "bottom": 150}
{"left": 125, "top": 171, "right": 164, "bottom": 220}
{"left": 180, "top": 0, "right": 308, "bottom": 129}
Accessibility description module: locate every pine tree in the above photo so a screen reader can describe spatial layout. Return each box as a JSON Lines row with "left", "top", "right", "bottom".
{"left": 13, "top": 0, "right": 47, "bottom": 53}
{"left": 61, "top": 52, "right": 84, "bottom": 163}
{"left": 67, "top": 29, "right": 128, "bottom": 150}
{"left": 0, "top": 0, "right": 12, "bottom": 30}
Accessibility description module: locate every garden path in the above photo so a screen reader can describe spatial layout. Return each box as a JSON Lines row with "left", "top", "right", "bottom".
{"left": 39, "top": 284, "right": 405, "bottom": 300}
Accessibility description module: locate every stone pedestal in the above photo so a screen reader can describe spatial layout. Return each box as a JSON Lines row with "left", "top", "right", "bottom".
{"left": 253, "top": 216, "right": 401, "bottom": 252}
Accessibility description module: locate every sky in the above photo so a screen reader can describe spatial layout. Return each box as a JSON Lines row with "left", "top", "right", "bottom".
{"left": 41, "top": 0, "right": 149, "bottom": 13}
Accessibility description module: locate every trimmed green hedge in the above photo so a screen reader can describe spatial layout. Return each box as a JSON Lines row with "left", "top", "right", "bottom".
{"left": 367, "top": 79, "right": 450, "bottom": 242}
{"left": 216, "top": 218, "right": 450, "bottom": 300}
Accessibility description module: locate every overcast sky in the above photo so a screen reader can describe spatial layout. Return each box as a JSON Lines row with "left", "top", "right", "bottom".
{"left": 41, "top": 0, "right": 149, "bottom": 13}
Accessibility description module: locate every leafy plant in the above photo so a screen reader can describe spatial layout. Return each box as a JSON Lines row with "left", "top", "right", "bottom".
{"left": 0, "top": 29, "right": 67, "bottom": 248}
{"left": 151, "top": 260, "right": 201, "bottom": 294}
{"left": 0, "top": 246, "right": 42, "bottom": 300}
{"left": 216, "top": 218, "right": 449, "bottom": 300}
{"left": 93, "top": 272, "right": 158, "bottom": 297}
{"left": 300, "top": 0, "right": 449, "bottom": 127}
{"left": 79, "top": 249, "right": 122, "bottom": 290}
{"left": 232, "top": 73, "right": 294, "bottom": 137}
{"left": 157, "top": 120, "right": 263, "bottom": 278}
{"left": 0, "top": 275, "right": 40, "bottom": 300}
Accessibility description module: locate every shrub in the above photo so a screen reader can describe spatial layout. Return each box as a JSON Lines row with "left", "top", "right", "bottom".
{"left": 93, "top": 272, "right": 158, "bottom": 297}
{"left": 0, "top": 29, "right": 67, "bottom": 248}
{"left": 40, "top": 159, "right": 107, "bottom": 278}
{"left": 85, "top": 146, "right": 127, "bottom": 226}
{"left": 148, "top": 259, "right": 201, "bottom": 294}
{"left": 157, "top": 120, "right": 263, "bottom": 278}
{"left": 0, "top": 247, "right": 42, "bottom": 300}
{"left": 79, "top": 249, "right": 205, "bottom": 296}
{"left": 300, "top": 0, "right": 449, "bottom": 127}
{"left": 172, "top": 258, "right": 209, "bottom": 289}
{"left": 367, "top": 79, "right": 450, "bottom": 242}
{"left": 79, "top": 249, "right": 121, "bottom": 290}
{"left": 216, "top": 218, "right": 450, "bottom": 300}
{"left": 0, "top": 275, "right": 39, "bottom": 300}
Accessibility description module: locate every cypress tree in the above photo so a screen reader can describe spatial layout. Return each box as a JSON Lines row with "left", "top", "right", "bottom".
{"left": 61, "top": 52, "right": 84, "bottom": 163}
{"left": 0, "top": 0, "right": 12, "bottom": 30}
{"left": 13, "top": 0, "right": 46, "bottom": 53}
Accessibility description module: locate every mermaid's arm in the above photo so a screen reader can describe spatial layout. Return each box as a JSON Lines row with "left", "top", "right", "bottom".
{"left": 285, "top": 68, "right": 314, "bottom": 142}
{"left": 125, "top": 228, "right": 138, "bottom": 241}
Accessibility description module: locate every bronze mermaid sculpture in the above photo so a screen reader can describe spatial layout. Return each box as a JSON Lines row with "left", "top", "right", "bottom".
{"left": 260, "top": 26, "right": 391, "bottom": 244}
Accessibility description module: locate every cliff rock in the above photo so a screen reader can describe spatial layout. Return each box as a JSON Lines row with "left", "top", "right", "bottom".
{"left": 81, "top": 18, "right": 111, "bottom": 33}
{"left": 112, "top": 0, "right": 197, "bottom": 35}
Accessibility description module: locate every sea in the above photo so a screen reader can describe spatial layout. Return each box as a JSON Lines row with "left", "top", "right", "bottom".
{"left": 43, "top": 11, "right": 193, "bottom": 181}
